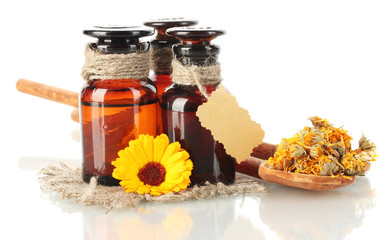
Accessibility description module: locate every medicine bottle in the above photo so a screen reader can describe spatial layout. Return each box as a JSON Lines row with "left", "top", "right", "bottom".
{"left": 144, "top": 18, "right": 197, "bottom": 97}
{"left": 80, "top": 26, "right": 157, "bottom": 186}
{"left": 160, "top": 28, "right": 235, "bottom": 185}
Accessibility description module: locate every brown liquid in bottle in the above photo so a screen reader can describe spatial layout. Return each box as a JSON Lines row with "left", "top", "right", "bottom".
{"left": 161, "top": 86, "right": 235, "bottom": 185}
{"left": 80, "top": 27, "right": 157, "bottom": 186}
{"left": 160, "top": 28, "right": 235, "bottom": 185}
{"left": 81, "top": 79, "right": 157, "bottom": 185}
{"left": 151, "top": 74, "right": 173, "bottom": 97}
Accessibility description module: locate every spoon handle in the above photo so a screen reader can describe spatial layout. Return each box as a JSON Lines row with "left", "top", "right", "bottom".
{"left": 236, "top": 143, "right": 277, "bottom": 179}
{"left": 16, "top": 79, "right": 78, "bottom": 108}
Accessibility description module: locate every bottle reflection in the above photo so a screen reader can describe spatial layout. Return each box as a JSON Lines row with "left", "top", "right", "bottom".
{"left": 220, "top": 216, "right": 266, "bottom": 240}
{"left": 186, "top": 198, "right": 236, "bottom": 239}
{"left": 83, "top": 197, "right": 236, "bottom": 240}
{"left": 259, "top": 177, "right": 375, "bottom": 240}
{"left": 83, "top": 208, "right": 192, "bottom": 240}
{"left": 84, "top": 213, "right": 121, "bottom": 240}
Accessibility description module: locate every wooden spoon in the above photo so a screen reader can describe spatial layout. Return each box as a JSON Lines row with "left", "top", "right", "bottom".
{"left": 258, "top": 162, "right": 356, "bottom": 190}
{"left": 244, "top": 147, "right": 371, "bottom": 190}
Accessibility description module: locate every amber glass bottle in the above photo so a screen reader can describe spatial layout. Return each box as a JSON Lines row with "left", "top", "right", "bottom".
{"left": 80, "top": 26, "right": 157, "bottom": 186}
{"left": 160, "top": 28, "right": 235, "bottom": 185}
{"left": 144, "top": 18, "right": 197, "bottom": 97}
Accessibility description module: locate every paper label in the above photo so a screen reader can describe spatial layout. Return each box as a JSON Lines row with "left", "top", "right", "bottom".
{"left": 196, "top": 86, "right": 265, "bottom": 163}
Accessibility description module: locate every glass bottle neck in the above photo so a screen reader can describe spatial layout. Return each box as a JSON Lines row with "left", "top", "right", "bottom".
{"left": 172, "top": 44, "right": 220, "bottom": 66}
{"left": 171, "top": 83, "right": 219, "bottom": 95}
{"left": 150, "top": 40, "right": 177, "bottom": 75}
{"left": 91, "top": 40, "right": 150, "bottom": 54}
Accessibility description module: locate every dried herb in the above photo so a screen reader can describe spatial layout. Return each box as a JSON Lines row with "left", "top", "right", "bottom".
{"left": 266, "top": 117, "right": 376, "bottom": 177}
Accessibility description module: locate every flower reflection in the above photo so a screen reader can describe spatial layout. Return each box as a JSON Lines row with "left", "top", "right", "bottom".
{"left": 83, "top": 198, "right": 238, "bottom": 240}
{"left": 115, "top": 208, "right": 193, "bottom": 240}
{"left": 83, "top": 207, "right": 193, "bottom": 240}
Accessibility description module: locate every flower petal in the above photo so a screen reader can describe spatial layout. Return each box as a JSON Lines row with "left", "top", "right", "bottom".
{"left": 142, "top": 134, "right": 154, "bottom": 162}
{"left": 154, "top": 134, "right": 170, "bottom": 162}
{"left": 165, "top": 151, "right": 190, "bottom": 169}
{"left": 161, "top": 142, "right": 181, "bottom": 165}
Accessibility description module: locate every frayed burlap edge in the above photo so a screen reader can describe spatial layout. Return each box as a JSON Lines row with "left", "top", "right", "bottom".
{"left": 38, "top": 162, "right": 266, "bottom": 211}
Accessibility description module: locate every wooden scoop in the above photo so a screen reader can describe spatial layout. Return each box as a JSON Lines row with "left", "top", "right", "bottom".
{"left": 242, "top": 143, "right": 371, "bottom": 190}
{"left": 258, "top": 162, "right": 355, "bottom": 190}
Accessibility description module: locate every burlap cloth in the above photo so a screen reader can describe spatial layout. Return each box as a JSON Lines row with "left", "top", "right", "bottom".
{"left": 38, "top": 163, "right": 266, "bottom": 211}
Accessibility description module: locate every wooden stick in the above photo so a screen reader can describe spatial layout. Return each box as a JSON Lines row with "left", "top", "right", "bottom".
{"left": 236, "top": 142, "right": 278, "bottom": 179}
{"left": 251, "top": 142, "right": 277, "bottom": 160}
{"left": 16, "top": 79, "right": 78, "bottom": 108}
{"left": 236, "top": 157, "right": 267, "bottom": 178}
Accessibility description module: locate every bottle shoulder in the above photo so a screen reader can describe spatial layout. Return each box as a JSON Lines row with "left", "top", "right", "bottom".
{"left": 80, "top": 79, "right": 157, "bottom": 105}
{"left": 160, "top": 84, "right": 209, "bottom": 112}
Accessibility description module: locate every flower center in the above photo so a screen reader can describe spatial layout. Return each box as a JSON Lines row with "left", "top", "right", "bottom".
{"left": 138, "top": 162, "right": 167, "bottom": 186}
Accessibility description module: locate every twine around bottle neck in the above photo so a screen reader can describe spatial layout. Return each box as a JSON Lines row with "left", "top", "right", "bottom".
{"left": 171, "top": 59, "right": 223, "bottom": 98}
{"left": 150, "top": 46, "right": 174, "bottom": 75}
{"left": 81, "top": 45, "right": 150, "bottom": 81}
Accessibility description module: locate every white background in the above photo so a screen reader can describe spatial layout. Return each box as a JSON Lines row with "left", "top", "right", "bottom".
{"left": 1, "top": 1, "right": 390, "bottom": 239}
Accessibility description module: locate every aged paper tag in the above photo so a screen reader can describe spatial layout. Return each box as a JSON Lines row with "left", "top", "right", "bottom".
{"left": 196, "top": 86, "right": 265, "bottom": 163}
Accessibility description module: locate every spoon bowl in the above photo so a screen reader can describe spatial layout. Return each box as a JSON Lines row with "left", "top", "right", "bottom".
{"left": 258, "top": 162, "right": 356, "bottom": 190}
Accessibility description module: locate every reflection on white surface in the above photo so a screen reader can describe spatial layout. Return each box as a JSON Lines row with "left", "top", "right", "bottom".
{"left": 84, "top": 207, "right": 194, "bottom": 240}
{"left": 18, "top": 154, "right": 379, "bottom": 240}
{"left": 259, "top": 178, "right": 375, "bottom": 240}
{"left": 28, "top": 155, "right": 241, "bottom": 239}
{"left": 220, "top": 215, "right": 266, "bottom": 240}
{"left": 18, "top": 156, "right": 80, "bottom": 171}
{"left": 72, "top": 127, "right": 81, "bottom": 142}
{"left": 82, "top": 198, "right": 239, "bottom": 240}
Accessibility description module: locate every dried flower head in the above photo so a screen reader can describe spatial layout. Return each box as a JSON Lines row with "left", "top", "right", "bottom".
{"left": 359, "top": 135, "right": 376, "bottom": 151}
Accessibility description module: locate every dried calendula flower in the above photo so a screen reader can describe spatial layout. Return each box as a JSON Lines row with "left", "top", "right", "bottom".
{"left": 266, "top": 117, "right": 377, "bottom": 177}
{"left": 319, "top": 158, "right": 340, "bottom": 176}
{"left": 309, "top": 144, "right": 322, "bottom": 159}
{"left": 359, "top": 135, "right": 376, "bottom": 151}
{"left": 292, "top": 145, "right": 306, "bottom": 158}
{"left": 309, "top": 116, "right": 331, "bottom": 129}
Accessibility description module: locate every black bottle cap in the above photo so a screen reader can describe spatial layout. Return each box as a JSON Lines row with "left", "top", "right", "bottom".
{"left": 83, "top": 26, "right": 154, "bottom": 40}
{"left": 166, "top": 27, "right": 224, "bottom": 45}
{"left": 83, "top": 26, "right": 154, "bottom": 54}
{"left": 167, "top": 27, "right": 224, "bottom": 65}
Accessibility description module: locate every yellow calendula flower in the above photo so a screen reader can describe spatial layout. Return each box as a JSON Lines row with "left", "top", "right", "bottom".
{"left": 112, "top": 134, "right": 193, "bottom": 196}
